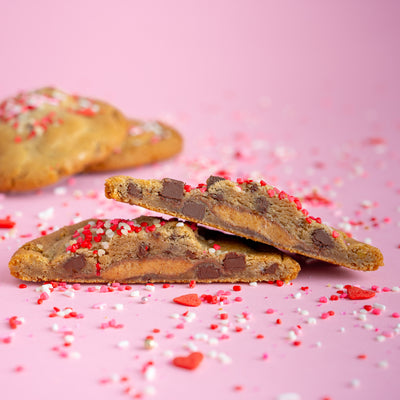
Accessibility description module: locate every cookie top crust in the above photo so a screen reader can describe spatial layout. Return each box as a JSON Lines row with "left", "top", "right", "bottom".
{"left": 0, "top": 87, "right": 128, "bottom": 191}
{"left": 85, "top": 119, "right": 183, "bottom": 172}
{"left": 105, "top": 175, "right": 384, "bottom": 271}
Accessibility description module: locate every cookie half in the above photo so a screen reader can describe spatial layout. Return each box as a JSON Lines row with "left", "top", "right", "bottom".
{"left": 105, "top": 175, "right": 384, "bottom": 271}
{"left": 0, "top": 87, "right": 127, "bottom": 192}
{"left": 85, "top": 119, "right": 183, "bottom": 172}
{"left": 9, "top": 216, "right": 300, "bottom": 283}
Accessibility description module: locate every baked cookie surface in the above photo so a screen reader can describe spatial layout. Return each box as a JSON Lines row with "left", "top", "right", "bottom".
{"left": 105, "top": 175, "right": 384, "bottom": 271}
{"left": 0, "top": 87, "right": 127, "bottom": 192}
{"left": 9, "top": 216, "right": 300, "bottom": 283}
{"left": 85, "top": 119, "right": 183, "bottom": 172}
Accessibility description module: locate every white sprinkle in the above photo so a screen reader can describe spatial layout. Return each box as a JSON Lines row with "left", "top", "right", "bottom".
{"left": 144, "top": 365, "right": 156, "bottom": 381}
{"left": 98, "top": 249, "right": 106, "bottom": 257}
{"left": 208, "top": 350, "right": 218, "bottom": 359}
{"left": 184, "top": 342, "right": 198, "bottom": 351}
{"left": 392, "top": 286, "right": 400, "bottom": 292}
{"left": 102, "top": 242, "right": 109, "bottom": 249}
{"left": 176, "top": 222, "right": 184, "bottom": 227}
{"left": 163, "top": 350, "right": 174, "bottom": 358}
{"left": 217, "top": 353, "right": 232, "bottom": 364}
{"left": 117, "top": 340, "right": 130, "bottom": 349}
{"left": 376, "top": 335, "right": 386, "bottom": 342}
{"left": 105, "top": 229, "right": 114, "bottom": 238}
{"left": 69, "top": 351, "right": 81, "bottom": 360}
{"left": 335, "top": 284, "right": 344, "bottom": 289}
{"left": 277, "top": 393, "right": 301, "bottom": 400}
{"left": 208, "top": 338, "right": 219, "bottom": 346}
{"left": 364, "top": 324, "right": 374, "bottom": 330}
{"left": 301, "top": 310, "right": 309, "bottom": 316}
{"left": 378, "top": 360, "right": 389, "bottom": 369}
{"left": 249, "top": 282, "right": 258, "bottom": 287}
{"left": 64, "top": 335, "right": 75, "bottom": 344}
{"left": 339, "top": 327, "right": 346, "bottom": 333}
{"left": 63, "top": 290, "right": 75, "bottom": 298}
{"left": 292, "top": 292, "right": 302, "bottom": 299}
{"left": 316, "top": 341, "right": 322, "bottom": 348}
{"left": 358, "top": 314, "right": 367, "bottom": 321}
{"left": 51, "top": 323, "right": 59, "bottom": 332}
{"left": 307, "top": 318, "right": 317, "bottom": 325}
{"left": 110, "top": 373, "right": 120, "bottom": 382}
{"left": 144, "top": 285, "right": 155, "bottom": 292}
{"left": 54, "top": 187, "right": 67, "bottom": 195}
{"left": 114, "top": 304, "right": 124, "bottom": 311}
{"left": 144, "top": 386, "right": 156, "bottom": 396}
{"left": 38, "top": 207, "right": 54, "bottom": 221}
{"left": 170, "top": 313, "right": 180, "bottom": 319}
{"left": 194, "top": 333, "right": 208, "bottom": 341}
{"left": 130, "top": 290, "right": 140, "bottom": 297}
{"left": 220, "top": 325, "right": 229, "bottom": 333}
{"left": 359, "top": 309, "right": 368, "bottom": 314}
{"left": 364, "top": 238, "right": 372, "bottom": 245}
{"left": 288, "top": 330, "right": 297, "bottom": 341}
{"left": 208, "top": 247, "right": 216, "bottom": 254}
{"left": 141, "top": 297, "right": 149, "bottom": 304}
{"left": 184, "top": 312, "right": 196, "bottom": 323}
{"left": 373, "top": 303, "right": 386, "bottom": 311}
{"left": 350, "top": 378, "right": 360, "bottom": 388}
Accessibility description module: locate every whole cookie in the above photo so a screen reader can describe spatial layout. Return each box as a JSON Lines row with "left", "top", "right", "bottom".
{"left": 85, "top": 119, "right": 183, "bottom": 172}
{"left": 0, "top": 87, "right": 128, "bottom": 192}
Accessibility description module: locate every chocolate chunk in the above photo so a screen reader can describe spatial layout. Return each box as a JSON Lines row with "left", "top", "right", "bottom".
{"left": 311, "top": 229, "right": 334, "bottom": 249}
{"left": 255, "top": 196, "right": 269, "bottom": 213}
{"left": 161, "top": 178, "right": 185, "bottom": 200}
{"left": 127, "top": 182, "right": 142, "bottom": 198}
{"left": 63, "top": 254, "right": 86, "bottom": 275}
{"left": 247, "top": 182, "right": 259, "bottom": 192}
{"left": 182, "top": 200, "right": 206, "bottom": 220}
{"left": 196, "top": 261, "right": 221, "bottom": 279}
{"left": 262, "top": 263, "right": 279, "bottom": 275}
{"left": 138, "top": 243, "right": 149, "bottom": 258}
{"left": 223, "top": 252, "right": 246, "bottom": 272}
{"left": 206, "top": 176, "right": 226, "bottom": 189}
{"left": 210, "top": 192, "right": 223, "bottom": 201}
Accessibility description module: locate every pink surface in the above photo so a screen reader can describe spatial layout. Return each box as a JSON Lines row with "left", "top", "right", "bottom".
{"left": 1, "top": 1, "right": 400, "bottom": 399}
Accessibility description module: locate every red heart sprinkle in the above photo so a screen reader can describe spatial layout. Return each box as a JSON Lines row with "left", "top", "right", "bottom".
{"left": 173, "top": 294, "right": 202, "bottom": 307}
{"left": 172, "top": 352, "right": 204, "bottom": 370}
{"left": 346, "top": 286, "right": 376, "bottom": 300}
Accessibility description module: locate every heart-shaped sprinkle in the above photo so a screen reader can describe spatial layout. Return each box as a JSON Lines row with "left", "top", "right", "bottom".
{"left": 172, "top": 352, "right": 204, "bottom": 370}
{"left": 346, "top": 285, "right": 376, "bottom": 300}
{"left": 173, "top": 294, "right": 201, "bottom": 307}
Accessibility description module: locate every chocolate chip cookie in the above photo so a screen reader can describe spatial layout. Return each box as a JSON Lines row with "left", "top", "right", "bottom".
{"left": 0, "top": 87, "right": 127, "bottom": 192}
{"left": 85, "top": 119, "right": 183, "bottom": 172}
{"left": 9, "top": 216, "right": 300, "bottom": 283}
{"left": 105, "top": 175, "right": 384, "bottom": 271}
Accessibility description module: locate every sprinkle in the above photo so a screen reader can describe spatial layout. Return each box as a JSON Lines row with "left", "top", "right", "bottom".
{"left": 117, "top": 340, "right": 130, "bottom": 349}
{"left": 249, "top": 282, "right": 258, "bottom": 287}
{"left": 350, "top": 379, "right": 360, "bottom": 388}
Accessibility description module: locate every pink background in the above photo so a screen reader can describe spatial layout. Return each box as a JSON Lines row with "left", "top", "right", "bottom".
{"left": 1, "top": 1, "right": 400, "bottom": 399}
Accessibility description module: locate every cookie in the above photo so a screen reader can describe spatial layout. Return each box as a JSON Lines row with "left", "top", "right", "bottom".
{"left": 105, "top": 175, "right": 384, "bottom": 271}
{"left": 85, "top": 119, "right": 183, "bottom": 172}
{"left": 0, "top": 87, "right": 127, "bottom": 192}
{"left": 9, "top": 216, "right": 300, "bottom": 283}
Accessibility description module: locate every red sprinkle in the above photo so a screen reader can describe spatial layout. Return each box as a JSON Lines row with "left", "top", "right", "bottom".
{"left": 19, "top": 284, "right": 27, "bottom": 289}
{"left": 0, "top": 218, "right": 16, "bottom": 229}
{"left": 346, "top": 286, "right": 376, "bottom": 300}
{"left": 173, "top": 294, "right": 202, "bottom": 307}
{"left": 189, "top": 280, "right": 196, "bottom": 289}
{"left": 233, "top": 285, "right": 241, "bottom": 292}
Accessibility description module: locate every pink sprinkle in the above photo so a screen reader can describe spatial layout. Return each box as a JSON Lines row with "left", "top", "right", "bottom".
{"left": 392, "top": 312, "right": 400, "bottom": 318}
{"left": 111, "top": 282, "right": 120, "bottom": 287}
{"left": 319, "top": 296, "right": 328, "bottom": 303}
{"left": 72, "top": 284, "right": 81, "bottom": 290}
{"left": 382, "top": 331, "right": 394, "bottom": 338}
{"left": 262, "top": 353, "right": 269, "bottom": 360}
{"left": 372, "top": 309, "right": 381, "bottom": 315}
{"left": 371, "top": 285, "right": 380, "bottom": 291}
{"left": 87, "top": 287, "right": 96, "bottom": 292}
{"left": 176, "top": 323, "right": 185, "bottom": 329}
{"left": 382, "top": 287, "right": 391, "bottom": 292}
{"left": 100, "top": 286, "right": 108, "bottom": 293}
{"left": 266, "top": 308, "right": 274, "bottom": 314}
{"left": 321, "top": 313, "right": 329, "bottom": 319}
{"left": 234, "top": 297, "right": 243, "bottom": 302}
